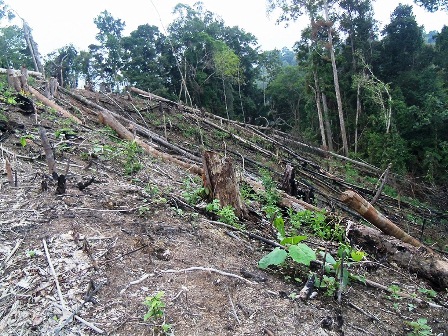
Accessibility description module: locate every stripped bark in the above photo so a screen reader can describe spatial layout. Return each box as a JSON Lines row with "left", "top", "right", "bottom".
{"left": 29, "top": 87, "right": 82, "bottom": 124}
{"left": 341, "top": 190, "right": 424, "bottom": 248}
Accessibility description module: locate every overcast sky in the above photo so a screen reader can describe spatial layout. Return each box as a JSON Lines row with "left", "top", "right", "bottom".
{"left": 4, "top": 0, "right": 448, "bottom": 56}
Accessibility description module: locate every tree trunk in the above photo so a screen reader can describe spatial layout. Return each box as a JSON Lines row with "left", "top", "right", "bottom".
{"left": 321, "top": 92, "right": 334, "bottom": 152}
{"left": 22, "top": 20, "right": 45, "bottom": 76}
{"left": 354, "top": 81, "right": 361, "bottom": 154}
{"left": 39, "top": 127, "right": 56, "bottom": 177}
{"left": 313, "top": 70, "right": 327, "bottom": 149}
{"left": 280, "top": 164, "right": 297, "bottom": 196}
{"left": 98, "top": 110, "right": 203, "bottom": 176}
{"left": 324, "top": 0, "right": 348, "bottom": 156}
{"left": 202, "top": 151, "right": 247, "bottom": 218}
{"left": 347, "top": 222, "right": 448, "bottom": 289}
{"left": 340, "top": 190, "right": 425, "bottom": 249}
{"left": 29, "top": 87, "right": 82, "bottom": 124}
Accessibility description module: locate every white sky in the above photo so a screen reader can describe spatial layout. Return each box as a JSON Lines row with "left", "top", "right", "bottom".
{"left": 4, "top": 0, "right": 448, "bottom": 56}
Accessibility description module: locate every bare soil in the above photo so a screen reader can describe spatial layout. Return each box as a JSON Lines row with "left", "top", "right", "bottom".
{"left": 0, "top": 88, "right": 447, "bottom": 336}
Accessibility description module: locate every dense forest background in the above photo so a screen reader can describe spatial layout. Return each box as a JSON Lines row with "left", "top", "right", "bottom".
{"left": 1, "top": 0, "right": 447, "bottom": 184}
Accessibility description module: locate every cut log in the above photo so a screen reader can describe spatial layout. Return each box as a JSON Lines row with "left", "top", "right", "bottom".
{"left": 202, "top": 151, "right": 248, "bottom": 218}
{"left": 341, "top": 190, "right": 424, "bottom": 249}
{"left": 29, "top": 87, "right": 82, "bottom": 124}
{"left": 97, "top": 111, "right": 203, "bottom": 176}
{"left": 0, "top": 67, "right": 43, "bottom": 78}
{"left": 347, "top": 222, "right": 448, "bottom": 289}
{"left": 60, "top": 88, "right": 201, "bottom": 164}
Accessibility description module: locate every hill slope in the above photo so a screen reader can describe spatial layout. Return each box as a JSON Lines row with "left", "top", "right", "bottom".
{"left": 0, "top": 84, "right": 447, "bottom": 335}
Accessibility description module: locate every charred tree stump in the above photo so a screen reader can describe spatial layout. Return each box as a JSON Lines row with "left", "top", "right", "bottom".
{"left": 341, "top": 190, "right": 424, "bottom": 249}
{"left": 202, "top": 151, "right": 247, "bottom": 218}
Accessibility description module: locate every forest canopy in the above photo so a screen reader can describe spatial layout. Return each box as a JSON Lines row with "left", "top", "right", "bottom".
{"left": 1, "top": 0, "right": 447, "bottom": 184}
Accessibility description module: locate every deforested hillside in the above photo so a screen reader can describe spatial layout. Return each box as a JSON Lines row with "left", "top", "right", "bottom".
{"left": 0, "top": 75, "right": 447, "bottom": 335}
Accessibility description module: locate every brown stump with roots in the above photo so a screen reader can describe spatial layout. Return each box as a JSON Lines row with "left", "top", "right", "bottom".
{"left": 202, "top": 151, "right": 247, "bottom": 219}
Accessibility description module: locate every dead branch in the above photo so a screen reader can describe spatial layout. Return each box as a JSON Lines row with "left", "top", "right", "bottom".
{"left": 0, "top": 239, "right": 23, "bottom": 272}
{"left": 43, "top": 239, "right": 66, "bottom": 310}
{"left": 97, "top": 110, "right": 203, "bottom": 175}
{"left": 51, "top": 302, "right": 104, "bottom": 334}
{"left": 0, "top": 67, "right": 43, "bottom": 78}
{"left": 364, "top": 278, "right": 443, "bottom": 308}
{"left": 159, "top": 266, "right": 258, "bottom": 285}
{"left": 60, "top": 88, "right": 203, "bottom": 171}
{"left": 371, "top": 163, "right": 392, "bottom": 205}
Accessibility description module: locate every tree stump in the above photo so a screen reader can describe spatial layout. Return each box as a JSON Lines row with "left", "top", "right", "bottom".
{"left": 280, "top": 163, "right": 297, "bottom": 196}
{"left": 202, "top": 151, "right": 247, "bottom": 218}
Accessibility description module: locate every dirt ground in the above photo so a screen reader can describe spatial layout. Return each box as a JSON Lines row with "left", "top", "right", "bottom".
{"left": 0, "top": 89, "right": 447, "bottom": 336}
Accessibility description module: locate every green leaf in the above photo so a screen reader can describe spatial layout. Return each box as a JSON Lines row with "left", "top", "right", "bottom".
{"left": 258, "top": 247, "right": 287, "bottom": 269}
{"left": 350, "top": 250, "right": 366, "bottom": 262}
{"left": 319, "top": 251, "right": 337, "bottom": 265}
{"left": 288, "top": 243, "right": 316, "bottom": 266}
{"left": 280, "top": 235, "right": 307, "bottom": 245}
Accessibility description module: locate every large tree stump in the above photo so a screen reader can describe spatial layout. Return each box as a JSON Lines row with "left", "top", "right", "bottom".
{"left": 280, "top": 163, "right": 297, "bottom": 196}
{"left": 202, "top": 151, "right": 247, "bottom": 218}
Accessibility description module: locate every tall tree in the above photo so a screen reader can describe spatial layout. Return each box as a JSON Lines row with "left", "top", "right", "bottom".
{"left": 0, "top": 25, "right": 33, "bottom": 68}
{"left": 121, "top": 24, "right": 169, "bottom": 96}
{"left": 414, "top": 0, "right": 448, "bottom": 11}
{"left": 45, "top": 44, "right": 79, "bottom": 88}
{"left": 268, "top": 0, "right": 349, "bottom": 155}
{"left": 380, "top": 4, "right": 424, "bottom": 80}
{"left": 89, "top": 10, "right": 125, "bottom": 89}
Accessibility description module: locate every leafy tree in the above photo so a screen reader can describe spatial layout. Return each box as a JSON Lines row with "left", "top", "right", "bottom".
{"left": 89, "top": 10, "right": 125, "bottom": 89}
{"left": 380, "top": 4, "right": 424, "bottom": 80}
{"left": 45, "top": 44, "right": 79, "bottom": 88}
{"left": 0, "top": 0, "right": 15, "bottom": 21}
{"left": 167, "top": 2, "right": 260, "bottom": 119}
{"left": 258, "top": 50, "right": 283, "bottom": 106}
{"left": 268, "top": 0, "right": 349, "bottom": 155}
{"left": 121, "top": 24, "right": 170, "bottom": 96}
{"left": 0, "top": 25, "right": 33, "bottom": 69}
{"left": 266, "top": 65, "right": 306, "bottom": 130}
{"left": 414, "top": 0, "right": 448, "bottom": 11}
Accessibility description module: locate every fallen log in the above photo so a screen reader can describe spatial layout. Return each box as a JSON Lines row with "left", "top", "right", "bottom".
{"left": 0, "top": 67, "right": 43, "bottom": 78}
{"left": 97, "top": 110, "right": 203, "bottom": 176}
{"left": 61, "top": 88, "right": 201, "bottom": 163}
{"left": 29, "top": 87, "right": 82, "bottom": 124}
{"left": 341, "top": 190, "right": 423, "bottom": 248}
{"left": 347, "top": 222, "right": 448, "bottom": 289}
